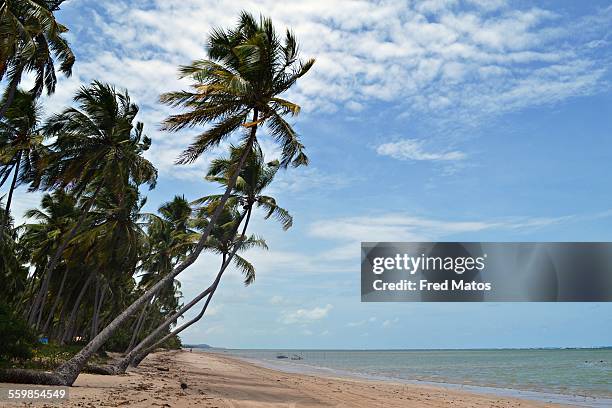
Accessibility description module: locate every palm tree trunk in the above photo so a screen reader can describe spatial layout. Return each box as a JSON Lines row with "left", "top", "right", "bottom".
{"left": 0, "top": 63, "right": 25, "bottom": 120}
{"left": 90, "top": 277, "right": 100, "bottom": 340}
{"left": 41, "top": 267, "right": 69, "bottom": 334}
{"left": 29, "top": 181, "right": 104, "bottom": 327}
{"left": 135, "top": 257, "right": 231, "bottom": 364}
{"left": 52, "top": 300, "right": 70, "bottom": 341}
{"left": 126, "top": 295, "right": 153, "bottom": 353}
{"left": 93, "top": 283, "right": 107, "bottom": 337}
{"left": 51, "top": 114, "right": 260, "bottom": 386}
{"left": 42, "top": 242, "right": 96, "bottom": 334}
{"left": 116, "top": 208, "right": 249, "bottom": 372}
{"left": 61, "top": 273, "right": 94, "bottom": 345}
{"left": 114, "top": 285, "right": 215, "bottom": 373}
{"left": 0, "top": 150, "right": 22, "bottom": 234}
{"left": 131, "top": 209, "right": 252, "bottom": 368}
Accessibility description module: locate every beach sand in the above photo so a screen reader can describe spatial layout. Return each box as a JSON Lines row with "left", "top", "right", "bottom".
{"left": 1, "top": 350, "right": 570, "bottom": 407}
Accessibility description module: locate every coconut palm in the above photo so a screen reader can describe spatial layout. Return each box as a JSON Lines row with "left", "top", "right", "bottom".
{"left": 0, "top": 88, "right": 46, "bottom": 233}
{"left": 0, "top": 0, "right": 74, "bottom": 118}
{"left": 126, "top": 196, "right": 195, "bottom": 352}
{"left": 0, "top": 198, "right": 28, "bottom": 306}
{"left": 19, "top": 190, "right": 80, "bottom": 329}
{"left": 197, "top": 144, "right": 291, "bottom": 230}
{"left": 76, "top": 184, "right": 148, "bottom": 341}
{"left": 128, "top": 146, "right": 291, "bottom": 367}
{"left": 118, "top": 205, "right": 266, "bottom": 372}
{"left": 6, "top": 12, "right": 314, "bottom": 386}
{"left": 27, "top": 81, "right": 157, "bottom": 329}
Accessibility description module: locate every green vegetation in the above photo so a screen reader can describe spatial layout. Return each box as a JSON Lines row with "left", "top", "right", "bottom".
{"left": 0, "top": 4, "right": 313, "bottom": 386}
{"left": 0, "top": 303, "right": 37, "bottom": 364}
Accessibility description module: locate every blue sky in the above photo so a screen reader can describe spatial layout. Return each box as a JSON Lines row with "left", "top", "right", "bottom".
{"left": 6, "top": 0, "right": 612, "bottom": 348}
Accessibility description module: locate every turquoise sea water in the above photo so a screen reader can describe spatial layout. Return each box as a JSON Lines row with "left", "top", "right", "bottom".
{"left": 205, "top": 348, "right": 612, "bottom": 406}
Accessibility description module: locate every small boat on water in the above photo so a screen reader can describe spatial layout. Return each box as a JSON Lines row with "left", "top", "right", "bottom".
{"left": 276, "top": 354, "right": 289, "bottom": 359}
{"left": 290, "top": 354, "right": 303, "bottom": 360}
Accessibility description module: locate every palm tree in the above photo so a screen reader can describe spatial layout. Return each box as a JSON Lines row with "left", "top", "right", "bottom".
{"left": 0, "top": 0, "right": 74, "bottom": 118}
{"left": 127, "top": 145, "right": 291, "bottom": 368}
{"left": 27, "top": 81, "right": 157, "bottom": 328}
{"left": 77, "top": 184, "right": 148, "bottom": 341}
{"left": 131, "top": 210, "right": 268, "bottom": 367}
{"left": 11, "top": 12, "right": 314, "bottom": 386}
{"left": 119, "top": 205, "right": 266, "bottom": 372}
{"left": 0, "top": 88, "right": 45, "bottom": 233}
{"left": 0, "top": 198, "right": 28, "bottom": 307}
{"left": 19, "top": 190, "right": 80, "bottom": 330}
{"left": 198, "top": 144, "right": 292, "bottom": 230}
{"left": 126, "top": 196, "right": 195, "bottom": 352}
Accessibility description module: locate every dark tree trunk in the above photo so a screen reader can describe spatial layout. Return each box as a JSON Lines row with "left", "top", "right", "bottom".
{"left": 93, "top": 283, "right": 107, "bottom": 337}
{"left": 41, "top": 267, "right": 69, "bottom": 334}
{"left": 0, "top": 150, "right": 22, "bottom": 234}
{"left": 0, "top": 369, "right": 67, "bottom": 385}
{"left": 126, "top": 296, "right": 152, "bottom": 353}
{"left": 90, "top": 277, "right": 100, "bottom": 340}
{"left": 61, "top": 273, "right": 94, "bottom": 345}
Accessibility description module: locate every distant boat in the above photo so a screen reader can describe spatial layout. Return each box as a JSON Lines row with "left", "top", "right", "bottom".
{"left": 276, "top": 354, "right": 289, "bottom": 359}
{"left": 290, "top": 354, "right": 303, "bottom": 360}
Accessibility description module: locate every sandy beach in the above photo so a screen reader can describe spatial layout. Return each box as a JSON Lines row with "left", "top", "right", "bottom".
{"left": 0, "top": 350, "right": 572, "bottom": 407}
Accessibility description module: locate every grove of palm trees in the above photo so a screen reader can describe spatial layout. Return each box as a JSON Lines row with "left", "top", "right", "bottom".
{"left": 0, "top": 0, "right": 313, "bottom": 386}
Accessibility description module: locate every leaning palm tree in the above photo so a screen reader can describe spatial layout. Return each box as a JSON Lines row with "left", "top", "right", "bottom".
{"left": 0, "top": 0, "right": 75, "bottom": 118}
{"left": 127, "top": 145, "right": 291, "bottom": 368}
{"left": 0, "top": 89, "right": 46, "bottom": 233}
{"left": 27, "top": 81, "right": 157, "bottom": 329}
{"left": 119, "top": 205, "right": 266, "bottom": 372}
{"left": 198, "top": 144, "right": 291, "bottom": 229}
{"left": 0, "top": 12, "right": 314, "bottom": 386}
{"left": 126, "top": 196, "right": 195, "bottom": 353}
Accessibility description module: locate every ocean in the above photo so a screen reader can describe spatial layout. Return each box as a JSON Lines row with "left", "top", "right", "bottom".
{"left": 204, "top": 348, "right": 612, "bottom": 407}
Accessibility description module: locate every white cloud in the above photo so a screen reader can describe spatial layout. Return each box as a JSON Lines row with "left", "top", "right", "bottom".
{"left": 310, "top": 213, "right": 572, "bottom": 259}
{"left": 347, "top": 317, "right": 377, "bottom": 327}
{"left": 279, "top": 304, "right": 333, "bottom": 324}
{"left": 205, "top": 305, "right": 221, "bottom": 317}
{"left": 269, "top": 295, "right": 285, "bottom": 305}
{"left": 270, "top": 167, "right": 355, "bottom": 194}
{"left": 45, "top": 0, "right": 611, "bottom": 182}
{"left": 382, "top": 317, "right": 400, "bottom": 328}
{"left": 376, "top": 139, "right": 466, "bottom": 161}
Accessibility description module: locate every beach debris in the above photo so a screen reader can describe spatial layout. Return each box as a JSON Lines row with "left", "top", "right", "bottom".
{"left": 180, "top": 382, "right": 188, "bottom": 389}
{"left": 156, "top": 366, "right": 170, "bottom": 371}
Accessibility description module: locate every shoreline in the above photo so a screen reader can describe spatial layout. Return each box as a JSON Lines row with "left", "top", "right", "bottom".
{"left": 0, "top": 349, "right": 591, "bottom": 407}
{"left": 213, "top": 351, "right": 609, "bottom": 408}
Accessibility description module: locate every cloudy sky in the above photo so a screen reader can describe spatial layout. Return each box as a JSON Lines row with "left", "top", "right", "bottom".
{"left": 7, "top": 0, "right": 612, "bottom": 348}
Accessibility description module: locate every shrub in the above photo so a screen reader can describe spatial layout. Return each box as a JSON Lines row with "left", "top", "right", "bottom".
{"left": 0, "top": 303, "right": 38, "bottom": 363}
{"left": 103, "top": 327, "right": 133, "bottom": 352}
{"left": 160, "top": 334, "right": 182, "bottom": 350}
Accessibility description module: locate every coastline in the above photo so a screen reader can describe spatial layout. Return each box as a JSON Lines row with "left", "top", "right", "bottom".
{"left": 217, "top": 351, "right": 610, "bottom": 408}
{"left": 0, "top": 350, "right": 583, "bottom": 407}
